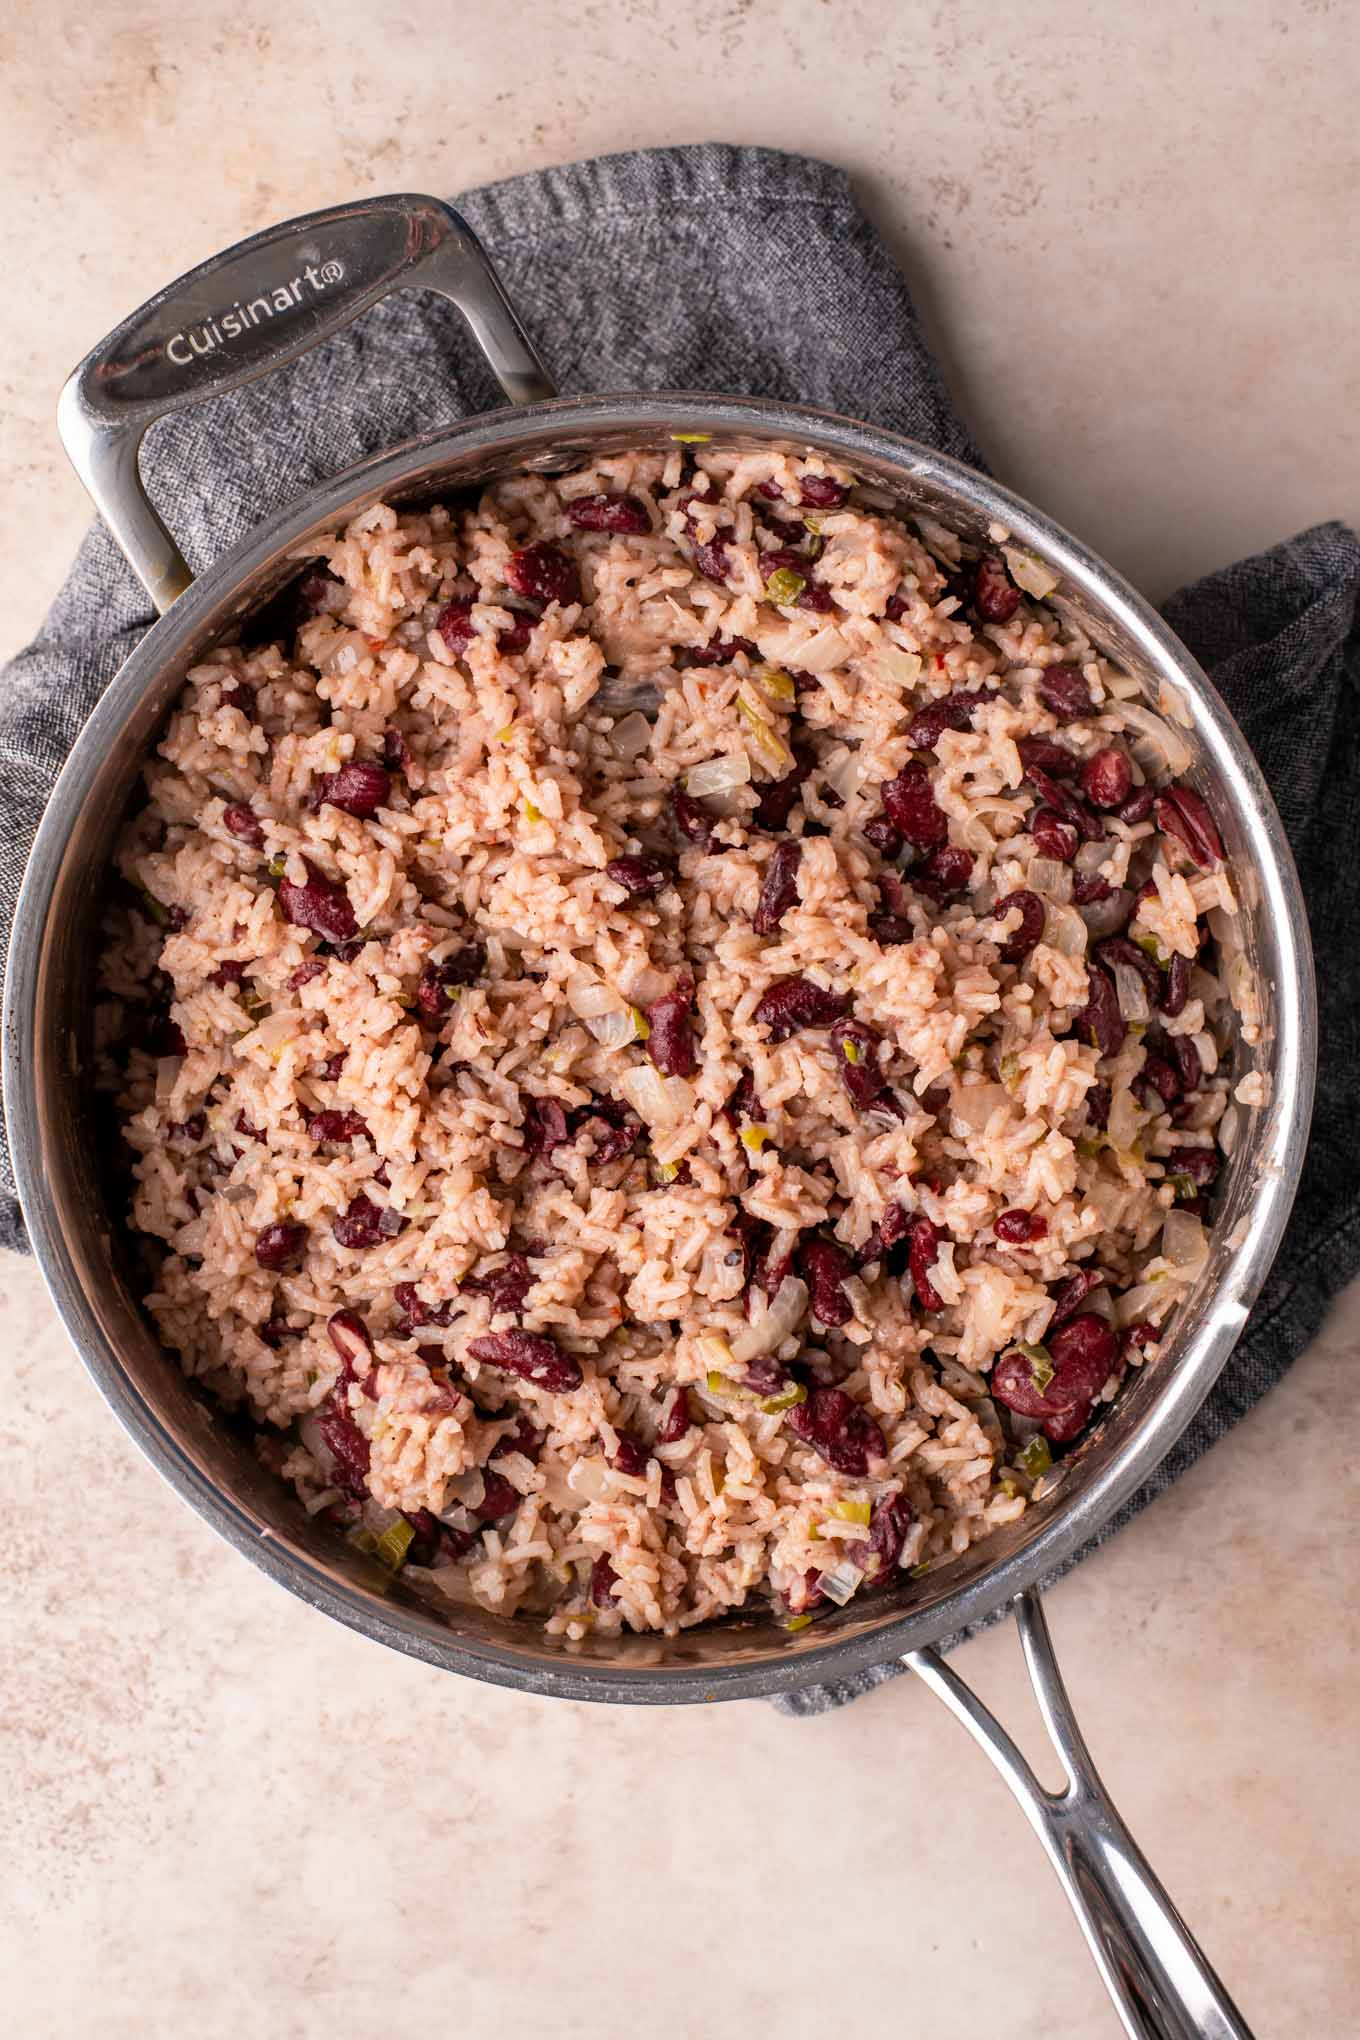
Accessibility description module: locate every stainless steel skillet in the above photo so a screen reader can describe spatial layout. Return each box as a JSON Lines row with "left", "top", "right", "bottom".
{"left": 7, "top": 194, "right": 1316, "bottom": 2039}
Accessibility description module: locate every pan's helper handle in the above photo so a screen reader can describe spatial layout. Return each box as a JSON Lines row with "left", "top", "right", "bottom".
{"left": 904, "top": 1590, "right": 1254, "bottom": 2040}
{"left": 56, "top": 193, "right": 557, "bottom": 613}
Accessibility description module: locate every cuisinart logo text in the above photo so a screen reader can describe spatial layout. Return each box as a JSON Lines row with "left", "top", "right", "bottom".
{"left": 165, "top": 258, "right": 346, "bottom": 365}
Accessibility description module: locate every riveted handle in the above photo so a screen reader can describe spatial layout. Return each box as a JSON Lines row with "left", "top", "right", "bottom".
{"left": 57, "top": 192, "right": 556, "bottom": 613}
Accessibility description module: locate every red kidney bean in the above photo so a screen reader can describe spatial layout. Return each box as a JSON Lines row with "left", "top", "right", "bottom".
{"left": 383, "top": 727, "right": 409, "bottom": 773}
{"left": 210, "top": 959, "right": 248, "bottom": 988}
{"left": 146, "top": 1008, "right": 187, "bottom": 1058}
{"left": 830, "top": 1016, "right": 887, "bottom": 1112}
{"left": 223, "top": 803, "right": 264, "bottom": 846}
{"left": 753, "top": 975, "right": 850, "bottom": 1042}
{"left": 307, "top": 1109, "right": 371, "bottom": 1144}
{"left": 1040, "top": 663, "right": 1093, "bottom": 723}
{"left": 1018, "top": 736, "right": 1079, "bottom": 778}
{"left": 992, "top": 1311, "right": 1116, "bottom": 1443}
{"left": 646, "top": 975, "right": 697, "bottom": 1076}
{"left": 416, "top": 944, "right": 485, "bottom": 1019}
{"left": 462, "top": 1252, "right": 534, "bottom": 1317}
{"left": 318, "top": 1053, "right": 346, "bottom": 1081}
{"left": 1073, "top": 872, "right": 1116, "bottom": 907}
{"left": 326, "top": 1308, "right": 373, "bottom": 1374}
{"left": 996, "top": 1208, "right": 1048, "bottom": 1244}
{"left": 1169, "top": 1034, "right": 1203, "bottom": 1093}
{"left": 1161, "top": 952, "right": 1191, "bottom": 1017}
{"left": 723, "top": 1070, "right": 763, "bottom": 1128}
{"left": 1140, "top": 1056, "right": 1181, "bottom": 1108}
{"left": 590, "top": 1554, "right": 619, "bottom": 1605}
{"left": 254, "top": 1221, "right": 307, "bottom": 1269}
{"left": 657, "top": 1388, "right": 694, "bottom": 1444}
{"left": 1116, "top": 781, "right": 1156, "bottom": 825}
{"left": 572, "top": 1096, "right": 642, "bottom": 1169}
{"left": 278, "top": 862, "right": 357, "bottom": 944}
{"left": 567, "top": 492, "right": 651, "bottom": 534}
{"left": 491, "top": 1413, "right": 544, "bottom": 1465}
{"left": 904, "top": 689, "right": 991, "bottom": 753}
{"left": 288, "top": 961, "right": 325, "bottom": 990}
{"left": 235, "top": 1111, "right": 266, "bottom": 1145}
{"left": 881, "top": 762, "right": 949, "bottom": 847}
{"left": 393, "top": 1282, "right": 456, "bottom": 1334}
{"left": 884, "top": 591, "right": 912, "bottom": 622}
{"left": 609, "top": 1433, "right": 651, "bottom": 1479}
{"left": 606, "top": 854, "right": 673, "bottom": 899}
{"left": 259, "top": 1317, "right": 300, "bottom": 1350}
{"left": 692, "top": 538, "right": 730, "bottom": 583}
{"left": 1026, "top": 765, "right": 1105, "bottom": 843}
{"left": 1032, "top": 808, "right": 1079, "bottom": 862}
{"left": 797, "top": 475, "right": 848, "bottom": 508}
{"left": 474, "top": 1468, "right": 521, "bottom": 1522}
{"left": 332, "top": 1194, "right": 401, "bottom": 1250}
{"left": 908, "top": 1216, "right": 945, "bottom": 1311}
{"left": 676, "top": 634, "right": 758, "bottom": 669}
{"left": 435, "top": 597, "right": 477, "bottom": 654}
{"left": 315, "top": 761, "right": 390, "bottom": 819}
{"left": 1074, "top": 964, "right": 1125, "bottom": 1059}
{"left": 1156, "top": 784, "right": 1223, "bottom": 867}
{"left": 991, "top": 889, "right": 1046, "bottom": 962}
{"left": 468, "top": 1328, "right": 583, "bottom": 1393}
{"left": 856, "top": 1200, "right": 911, "bottom": 1270}
{"left": 499, "top": 611, "right": 536, "bottom": 654}
{"left": 868, "top": 912, "right": 914, "bottom": 947}
{"left": 859, "top": 1493, "right": 912, "bottom": 1589}
{"left": 671, "top": 786, "right": 716, "bottom": 850}
{"left": 785, "top": 1384, "right": 886, "bottom": 1477}
{"left": 753, "top": 841, "right": 802, "bottom": 935}
{"left": 521, "top": 1094, "right": 570, "bottom": 1156}
{"left": 1085, "top": 1079, "right": 1111, "bottom": 1131}
{"left": 317, "top": 1402, "right": 371, "bottom": 1498}
{"left": 973, "top": 553, "right": 1021, "bottom": 622}
{"left": 1173, "top": 1144, "right": 1219, "bottom": 1187}
{"left": 507, "top": 540, "right": 580, "bottom": 607}
{"left": 916, "top": 843, "right": 974, "bottom": 900}
{"left": 864, "top": 814, "right": 904, "bottom": 859}
{"left": 1082, "top": 748, "right": 1133, "bottom": 810}
{"left": 1097, "top": 935, "right": 1163, "bottom": 1000}
{"left": 752, "top": 747, "right": 812, "bottom": 831}
{"left": 1050, "top": 1268, "right": 1105, "bottom": 1326}
{"left": 799, "top": 1236, "right": 855, "bottom": 1327}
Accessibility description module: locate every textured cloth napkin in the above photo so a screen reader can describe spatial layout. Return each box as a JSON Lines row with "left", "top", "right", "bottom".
{"left": 2, "top": 146, "right": 1357, "bottom": 1712}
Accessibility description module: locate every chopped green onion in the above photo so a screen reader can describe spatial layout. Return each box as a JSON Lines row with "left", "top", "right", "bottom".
{"left": 346, "top": 1524, "right": 379, "bottom": 1557}
{"left": 140, "top": 889, "right": 171, "bottom": 929}
{"left": 1133, "top": 931, "right": 1169, "bottom": 967}
{"left": 1076, "top": 1135, "right": 1103, "bottom": 1159}
{"left": 755, "top": 665, "right": 797, "bottom": 703}
{"left": 830, "top": 1498, "right": 872, "bottom": 1526}
{"left": 705, "top": 1369, "right": 742, "bottom": 1401}
{"left": 630, "top": 1005, "right": 651, "bottom": 1041}
{"left": 803, "top": 513, "right": 824, "bottom": 535}
{"left": 521, "top": 797, "right": 543, "bottom": 823}
{"left": 764, "top": 566, "right": 806, "bottom": 606}
{"left": 999, "top": 1052, "right": 1021, "bottom": 1087}
{"left": 909, "top": 1561, "right": 932, "bottom": 1579}
{"left": 1017, "top": 1435, "right": 1052, "bottom": 1480}
{"left": 1169, "top": 1171, "right": 1198, "bottom": 1200}
{"left": 736, "top": 695, "right": 795, "bottom": 775}
{"left": 495, "top": 722, "right": 516, "bottom": 743}
{"left": 654, "top": 1160, "right": 680, "bottom": 1184}
{"left": 267, "top": 854, "right": 287, "bottom": 879}
{"left": 739, "top": 1123, "right": 772, "bottom": 1154}
{"left": 841, "top": 1038, "right": 862, "bottom": 1066}
{"left": 671, "top": 432, "right": 712, "bottom": 444}
{"left": 781, "top": 1612, "right": 813, "bottom": 1632}
{"left": 241, "top": 990, "right": 269, "bottom": 1019}
{"left": 998, "top": 1475, "right": 1021, "bottom": 1500}
{"left": 374, "top": 1517, "right": 415, "bottom": 1571}
{"left": 1016, "top": 1341, "right": 1055, "bottom": 1393}
{"left": 757, "top": 1381, "right": 807, "bottom": 1415}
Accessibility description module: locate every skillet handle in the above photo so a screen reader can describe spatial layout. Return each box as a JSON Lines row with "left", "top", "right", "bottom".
{"left": 904, "top": 1590, "right": 1255, "bottom": 2040}
{"left": 56, "top": 192, "right": 557, "bottom": 613}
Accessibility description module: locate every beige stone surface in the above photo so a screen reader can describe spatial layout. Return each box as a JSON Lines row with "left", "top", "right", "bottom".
{"left": 1, "top": 2, "right": 1356, "bottom": 2034}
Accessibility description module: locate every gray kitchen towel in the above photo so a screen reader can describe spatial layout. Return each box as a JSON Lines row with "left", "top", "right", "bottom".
{"left": 2, "top": 146, "right": 1357, "bottom": 1713}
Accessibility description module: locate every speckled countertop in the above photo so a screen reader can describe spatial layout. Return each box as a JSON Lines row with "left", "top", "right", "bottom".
{"left": 2, "top": 4, "right": 1357, "bottom": 2034}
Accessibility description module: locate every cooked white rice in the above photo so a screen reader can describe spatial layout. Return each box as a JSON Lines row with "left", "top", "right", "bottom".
{"left": 98, "top": 443, "right": 1240, "bottom": 1638}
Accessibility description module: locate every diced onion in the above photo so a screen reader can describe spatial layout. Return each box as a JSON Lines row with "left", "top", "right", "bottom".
{"left": 1028, "top": 856, "right": 1073, "bottom": 904}
{"left": 821, "top": 746, "right": 864, "bottom": 805}
{"left": 442, "top": 1468, "right": 487, "bottom": 1512}
{"left": 1107, "top": 1085, "right": 1141, "bottom": 1151}
{"left": 1162, "top": 1208, "right": 1209, "bottom": 1268}
{"left": 251, "top": 1007, "right": 303, "bottom": 1052}
{"left": 1193, "top": 1030, "right": 1218, "bottom": 1076}
{"left": 610, "top": 711, "right": 653, "bottom": 760}
{"left": 874, "top": 647, "right": 923, "bottom": 689}
{"left": 1113, "top": 962, "right": 1150, "bottom": 1024}
{"left": 685, "top": 753, "right": 751, "bottom": 798}
{"left": 730, "top": 1276, "right": 809, "bottom": 1363}
{"left": 1115, "top": 700, "right": 1193, "bottom": 777}
{"left": 1079, "top": 888, "right": 1132, "bottom": 941}
{"left": 616, "top": 1063, "right": 692, "bottom": 1128}
{"left": 1003, "top": 546, "right": 1060, "bottom": 600}
{"left": 567, "top": 1457, "right": 613, "bottom": 1503}
{"left": 818, "top": 1560, "right": 865, "bottom": 1606}
{"left": 1043, "top": 902, "right": 1089, "bottom": 958}
{"left": 951, "top": 1082, "right": 1009, "bottom": 1133}
{"left": 1218, "top": 1102, "right": 1242, "bottom": 1156}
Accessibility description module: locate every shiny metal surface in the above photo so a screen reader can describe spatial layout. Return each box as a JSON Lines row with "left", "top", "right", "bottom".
{"left": 906, "top": 1594, "right": 1254, "bottom": 2040}
{"left": 8, "top": 194, "right": 1312, "bottom": 2040}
